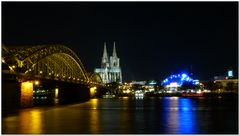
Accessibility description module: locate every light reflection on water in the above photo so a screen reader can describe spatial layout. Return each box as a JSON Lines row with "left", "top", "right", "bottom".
{"left": 162, "top": 97, "right": 198, "bottom": 134}
{"left": 4, "top": 109, "right": 43, "bottom": 134}
{"left": 162, "top": 97, "right": 179, "bottom": 133}
{"left": 2, "top": 96, "right": 238, "bottom": 134}
{"left": 178, "top": 98, "right": 196, "bottom": 134}
{"left": 89, "top": 99, "right": 100, "bottom": 133}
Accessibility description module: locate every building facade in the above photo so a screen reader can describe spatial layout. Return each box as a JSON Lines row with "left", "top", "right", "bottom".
{"left": 94, "top": 42, "right": 122, "bottom": 84}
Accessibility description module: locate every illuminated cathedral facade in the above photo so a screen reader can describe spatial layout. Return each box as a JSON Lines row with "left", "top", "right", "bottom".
{"left": 94, "top": 42, "right": 122, "bottom": 84}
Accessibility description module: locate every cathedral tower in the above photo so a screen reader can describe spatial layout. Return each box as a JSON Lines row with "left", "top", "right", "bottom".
{"left": 110, "top": 42, "right": 120, "bottom": 68}
{"left": 95, "top": 42, "right": 122, "bottom": 84}
{"left": 101, "top": 42, "right": 109, "bottom": 68}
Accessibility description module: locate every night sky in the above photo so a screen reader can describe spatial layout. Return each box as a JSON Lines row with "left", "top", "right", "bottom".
{"left": 2, "top": 2, "right": 238, "bottom": 81}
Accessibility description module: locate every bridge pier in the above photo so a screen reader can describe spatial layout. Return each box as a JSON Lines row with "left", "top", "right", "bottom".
{"left": 90, "top": 86, "right": 97, "bottom": 98}
{"left": 2, "top": 73, "right": 96, "bottom": 112}
{"left": 2, "top": 75, "right": 21, "bottom": 113}
{"left": 20, "top": 81, "right": 33, "bottom": 107}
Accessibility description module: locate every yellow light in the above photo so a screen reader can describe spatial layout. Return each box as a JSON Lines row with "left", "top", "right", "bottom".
{"left": 91, "top": 98, "right": 98, "bottom": 109}
{"left": 39, "top": 71, "right": 43, "bottom": 74}
{"left": 55, "top": 88, "right": 59, "bottom": 98}
{"left": 21, "top": 81, "right": 33, "bottom": 107}
{"left": 89, "top": 101, "right": 100, "bottom": 133}
{"left": 12, "top": 65, "right": 16, "bottom": 68}
{"left": 90, "top": 87, "right": 97, "bottom": 97}
{"left": 126, "top": 89, "right": 131, "bottom": 93}
{"left": 2, "top": 59, "right": 5, "bottom": 63}
{"left": 9, "top": 66, "right": 14, "bottom": 71}
{"left": 35, "top": 81, "right": 39, "bottom": 85}
{"left": 19, "top": 109, "right": 43, "bottom": 133}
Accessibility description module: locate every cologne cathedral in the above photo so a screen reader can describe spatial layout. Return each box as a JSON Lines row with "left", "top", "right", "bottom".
{"left": 94, "top": 42, "right": 122, "bottom": 84}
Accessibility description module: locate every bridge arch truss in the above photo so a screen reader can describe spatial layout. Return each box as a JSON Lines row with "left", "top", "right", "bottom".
{"left": 2, "top": 45, "right": 90, "bottom": 83}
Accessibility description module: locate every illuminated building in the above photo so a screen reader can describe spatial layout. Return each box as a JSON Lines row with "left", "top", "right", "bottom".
{"left": 214, "top": 68, "right": 235, "bottom": 80}
{"left": 162, "top": 73, "right": 199, "bottom": 92}
{"left": 94, "top": 42, "right": 122, "bottom": 84}
{"left": 227, "top": 68, "right": 234, "bottom": 78}
{"left": 130, "top": 81, "right": 146, "bottom": 85}
{"left": 214, "top": 79, "right": 238, "bottom": 86}
{"left": 214, "top": 68, "right": 238, "bottom": 92}
{"left": 162, "top": 73, "right": 199, "bottom": 86}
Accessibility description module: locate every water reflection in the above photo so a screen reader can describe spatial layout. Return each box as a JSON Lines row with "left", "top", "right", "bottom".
{"left": 163, "top": 97, "right": 179, "bottom": 133}
{"left": 3, "top": 109, "right": 43, "bottom": 134}
{"left": 91, "top": 98, "right": 98, "bottom": 110}
{"left": 89, "top": 99, "right": 100, "bottom": 133}
{"left": 178, "top": 98, "right": 196, "bottom": 134}
{"left": 162, "top": 97, "right": 196, "bottom": 134}
{"left": 2, "top": 97, "right": 237, "bottom": 134}
{"left": 119, "top": 97, "right": 134, "bottom": 133}
{"left": 19, "top": 109, "right": 43, "bottom": 133}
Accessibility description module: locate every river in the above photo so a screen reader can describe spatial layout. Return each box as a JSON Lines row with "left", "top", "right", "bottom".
{"left": 2, "top": 96, "right": 238, "bottom": 134}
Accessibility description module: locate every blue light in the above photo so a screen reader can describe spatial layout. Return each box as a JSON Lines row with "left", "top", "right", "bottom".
{"left": 228, "top": 70, "right": 233, "bottom": 77}
{"left": 182, "top": 73, "right": 187, "bottom": 78}
{"left": 178, "top": 98, "right": 196, "bottom": 133}
{"left": 162, "top": 72, "right": 198, "bottom": 87}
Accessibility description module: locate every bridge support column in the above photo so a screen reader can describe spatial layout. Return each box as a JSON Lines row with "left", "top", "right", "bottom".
{"left": 20, "top": 81, "right": 33, "bottom": 107}
{"left": 90, "top": 86, "right": 97, "bottom": 98}
{"left": 54, "top": 88, "right": 59, "bottom": 105}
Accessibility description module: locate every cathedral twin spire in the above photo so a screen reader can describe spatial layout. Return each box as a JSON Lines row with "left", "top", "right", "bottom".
{"left": 101, "top": 42, "right": 118, "bottom": 68}
{"left": 95, "top": 41, "right": 122, "bottom": 83}
{"left": 101, "top": 42, "right": 109, "bottom": 68}
{"left": 112, "top": 42, "right": 117, "bottom": 58}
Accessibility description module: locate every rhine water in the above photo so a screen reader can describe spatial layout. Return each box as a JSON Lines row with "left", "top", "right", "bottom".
{"left": 2, "top": 96, "right": 238, "bottom": 134}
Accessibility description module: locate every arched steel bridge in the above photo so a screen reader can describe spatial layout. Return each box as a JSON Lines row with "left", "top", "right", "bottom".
{"left": 2, "top": 44, "right": 102, "bottom": 85}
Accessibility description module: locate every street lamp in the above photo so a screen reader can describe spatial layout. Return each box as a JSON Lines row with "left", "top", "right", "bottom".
{"left": 35, "top": 81, "right": 39, "bottom": 85}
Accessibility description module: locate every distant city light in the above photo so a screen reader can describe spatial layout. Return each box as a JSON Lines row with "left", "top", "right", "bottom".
{"left": 34, "top": 81, "right": 39, "bottom": 85}
{"left": 182, "top": 74, "right": 187, "bottom": 78}
{"left": 228, "top": 70, "right": 233, "bottom": 77}
{"left": 169, "top": 82, "right": 179, "bottom": 87}
{"left": 55, "top": 88, "right": 59, "bottom": 98}
{"left": 149, "top": 80, "right": 157, "bottom": 85}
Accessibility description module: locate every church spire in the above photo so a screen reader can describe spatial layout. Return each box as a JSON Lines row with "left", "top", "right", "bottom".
{"left": 112, "top": 41, "right": 117, "bottom": 57}
{"left": 101, "top": 42, "right": 109, "bottom": 68}
{"left": 103, "top": 42, "right": 108, "bottom": 59}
